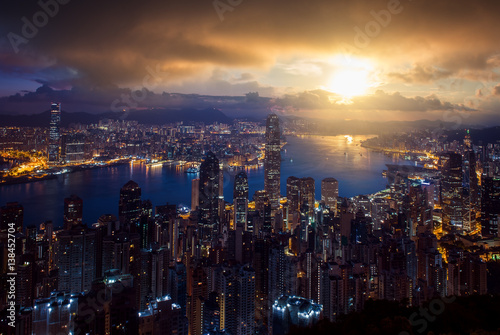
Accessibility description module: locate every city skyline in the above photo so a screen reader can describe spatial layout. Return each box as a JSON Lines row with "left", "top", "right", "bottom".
{"left": 2, "top": 0, "right": 500, "bottom": 334}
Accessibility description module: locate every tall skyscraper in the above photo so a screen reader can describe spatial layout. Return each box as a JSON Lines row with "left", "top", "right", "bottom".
{"left": 234, "top": 171, "right": 249, "bottom": 229}
{"left": 191, "top": 178, "right": 200, "bottom": 212}
{"left": 481, "top": 176, "right": 500, "bottom": 238}
{"left": 463, "top": 150, "right": 479, "bottom": 232}
{"left": 300, "top": 177, "right": 315, "bottom": 221}
{"left": 119, "top": 180, "right": 142, "bottom": 232}
{"left": 63, "top": 194, "right": 83, "bottom": 230}
{"left": 321, "top": 178, "right": 339, "bottom": 214}
{"left": 199, "top": 151, "right": 220, "bottom": 241}
{"left": 439, "top": 152, "right": 463, "bottom": 233}
{"left": 286, "top": 176, "right": 301, "bottom": 213}
{"left": 265, "top": 114, "right": 281, "bottom": 211}
{"left": 48, "top": 102, "right": 61, "bottom": 164}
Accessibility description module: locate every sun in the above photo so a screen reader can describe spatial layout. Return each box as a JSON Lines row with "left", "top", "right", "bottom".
{"left": 326, "top": 56, "right": 375, "bottom": 101}
{"left": 328, "top": 69, "right": 371, "bottom": 98}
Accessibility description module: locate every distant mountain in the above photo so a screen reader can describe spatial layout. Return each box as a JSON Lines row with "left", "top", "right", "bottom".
{"left": 0, "top": 107, "right": 232, "bottom": 127}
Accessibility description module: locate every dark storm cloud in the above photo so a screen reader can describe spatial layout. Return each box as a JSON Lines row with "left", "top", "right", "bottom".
{"left": 2, "top": 0, "right": 500, "bottom": 88}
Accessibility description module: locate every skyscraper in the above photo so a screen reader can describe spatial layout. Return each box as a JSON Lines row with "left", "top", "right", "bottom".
{"left": 463, "top": 150, "right": 479, "bottom": 232}
{"left": 481, "top": 176, "right": 500, "bottom": 238}
{"left": 57, "top": 226, "right": 96, "bottom": 293}
{"left": 321, "top": 178, "right": 339, "bottom": 215}
{"left": 300, "top": 177, "right": 315, "bottom": 221}
{"left": 234, "top": 171, "right": 249, "bottom": 229}
{"left": 265, "top": 114, "right": 281, "bottom": 211}
{"left": 63, "top": 194, "right": 83, "bottom": 230}
{"left": 48, "top": 102, "right": 61, "bottom": 164}
{"left": 199, "top": 151, "right": 220, "bottom": 241}
{"left": 439, "top": 152, "right": 463, "bottom": 233}
{"left": 119, "top": 180, "right": 142, "bottom": 232}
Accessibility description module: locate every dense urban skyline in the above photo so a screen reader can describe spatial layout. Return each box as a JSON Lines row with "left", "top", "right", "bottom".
{"left": 1, "top": 0, "right": 500, "bottom": 334}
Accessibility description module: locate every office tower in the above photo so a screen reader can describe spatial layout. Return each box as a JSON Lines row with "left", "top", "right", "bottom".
{"left": 272, "top": 296, "right": 322, "bottom": 335}
{"left": 0, "top": 201, "right": 23, "bottom": 234}
{"left": 188, "top": 265, "right": 208, "bottom": 335}
{"left": 286, "top": 176, "right": 301, "bottom": 213}
{"left": 238, "top": 265, "right": 256, "bottom": 335}
{"left": 119, "top": 180, "right": 142, "bottom": 232}
{"left": 481, "top": 176, "right": 500, "bottom": 238}
{"left": 265, "top": 114, "right": 281, "bottom": 210}
{"left": 32, "top": 292, "right": 79, "bottom": 335}
{"left": 60, "top": 133, "right": 85, "bottom": 163}
{"left": 63, "top": 194, "right": 83, "bottom": 230}
{"left": 139, "top": 199, "right": 153, "bottom": 249}
{"left": 48, "top": 102, "right": 61, "bottom": 164}
{"left": 253, "top": 238, "right": 270, "bottom": 325}
{"left": 199, "top": 151, "right": 220, "bottom": 241}
{"left": 169, "top": 262, "right": 187, "bottom": 317}
{"left": 463, "top": 151, "right": 480, "bottom": 232}
{"left": 300, "top": 177, "right": 315, "bottom": 221}
{"left": 439, "top": 152, "right": 463, "bottom": 233}
{"left": 254, "top": 190, "right": 272, "bottom": 234}
{"left": 269, "top": 245, "right": 298, "bottom": 311}
{"left": 233, "top": 171, "right": 249, "bottom": 229}
{"left": 321, "top": 178, "right": 339, "bottom": 215}
{"left": 57, "top": 226, "right": 96, "bottom": 293}
{"left": 191, "top": 178, "right": 200, "bottom": 211}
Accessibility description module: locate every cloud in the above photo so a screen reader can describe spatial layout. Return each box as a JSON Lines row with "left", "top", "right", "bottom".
{"left": 388, "top": 65, "right": 452, "bottom": 83}
{"left": 1, "top": 0, "right": 500, "bottom": 91}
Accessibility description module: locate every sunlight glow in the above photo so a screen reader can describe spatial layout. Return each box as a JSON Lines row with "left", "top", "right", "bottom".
{"left": 326, "top": 56, "right": 376, "bottom": 102}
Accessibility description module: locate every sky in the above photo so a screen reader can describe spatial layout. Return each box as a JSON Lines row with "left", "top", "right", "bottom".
{"left": 0, "top": 0, "right": 500, "bottom": 124}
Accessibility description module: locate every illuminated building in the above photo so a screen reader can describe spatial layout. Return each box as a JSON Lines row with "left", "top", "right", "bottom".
{"left": 439, "top": 152, "right": 463, "bottom": 233}
{"left": 32, "top": 292, "right": 78, "bottom": 335}
{"left": 138, "top": 295, "right": 187, "bottom": 335}
{"left": 48, "top": 102, "right": 61, "bottom": 164}
{"left": 321, "top": 178, "right": 338, "bottom": 215}
{"left": 233, "top": 171, "right": 249, "bottom": 230}
{"left": 57, "top": 226, "right": 96, "bottom": 293}
{"left": 61, "top": 133, "right": 85, "bottom": 163}
{"left": 63, "top": 194, "right": 83, "bottom": 230}
{"left": 191, "top": 178, "right": 200, "bottom": 212}
{"left": 199, "top": 151, "right": 220, "bottom": 241}
{"left": 481, "top": 176, "right": 500, "bottom": 238}
{"left": 265, "top": 114, "right": 281, "bottom": 211}
{"left": 299, "top": 177, "right": 315, "bottom": 222}
{"left": 0, "top": 201, "right": 23, "bottom": 234}
{"left": 272, "top": 295, "right": 322, "bottom": 335}
{"left": 286, "top": 176, "right": 301, "bottom": 214}
{"left": 463, "top": 150, "right": 479, "bottom": 232}
{"left": 119, "top": 180, "right": 142, "bottom": 232}
{"left": 238, "top": 265, "right": 256, "bottom": 335}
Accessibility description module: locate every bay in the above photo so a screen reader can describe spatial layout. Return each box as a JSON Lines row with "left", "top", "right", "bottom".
{"left": 0, "top": 135, "right": 402, "bottom": 228}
